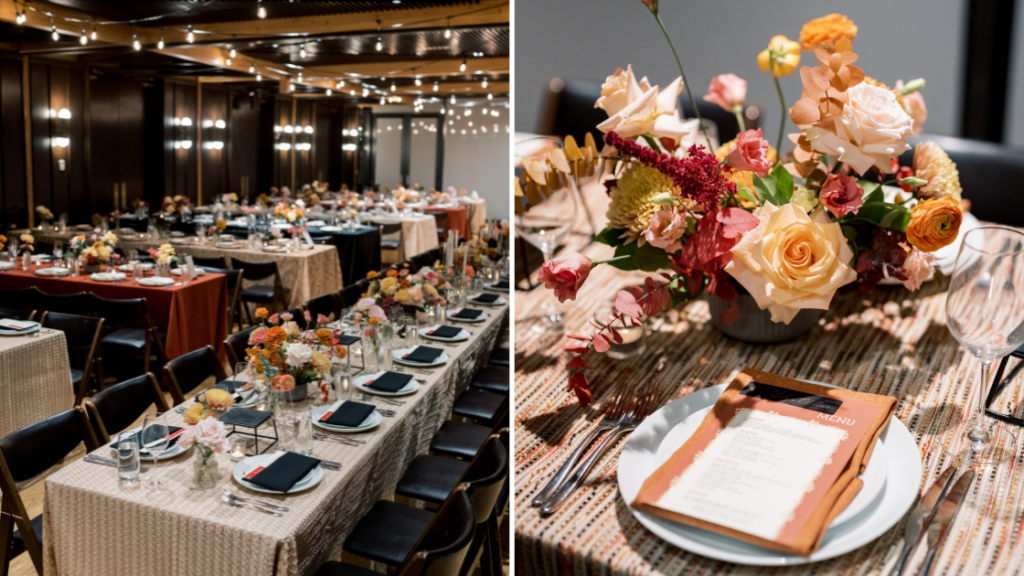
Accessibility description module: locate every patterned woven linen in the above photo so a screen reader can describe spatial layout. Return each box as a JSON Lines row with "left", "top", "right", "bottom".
{"left": 514, "top": 186, "right": 1023, "bottom": 575}
{"left": 118, "top": 240, "right": 343, "bottom": 308}
{"left": 43, "top": 304, "right": 508, "bottom": 576}
{"left": 361, "top": 215, "right": 439, "bottom": 257}
{"left": 458, "top": 198, "right": 488, "bottom": 236}
{"left": 0, "top": 329, "right": 72, "bottom": 439}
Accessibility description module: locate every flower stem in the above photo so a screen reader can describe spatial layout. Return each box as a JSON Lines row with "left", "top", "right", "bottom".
{"left": 773, "top": 76, "right": 786, "bottom": 153}
{"left": 831, "top": 160, "right": 845, "bottom": 175}
{"left": 653, "top": 13, "right": 712, "bottom": 149}
{"left": 733, "top": 105, "right": 746, "bottom": 133}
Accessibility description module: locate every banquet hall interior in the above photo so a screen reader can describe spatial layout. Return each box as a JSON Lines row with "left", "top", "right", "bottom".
{"left": 514, "top": 0, "right": 1024, "bottom": 575}
{"left": 0, "top": 1, "right": 510, "bottom": 576}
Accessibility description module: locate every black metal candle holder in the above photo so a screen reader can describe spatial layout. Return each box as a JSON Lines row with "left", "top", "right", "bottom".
{"left": 985, "top": 342, "right": 1024, "bottom": 427}
{"left": 335, "top": 333, "right": 366, "bottom": 376}
{"left": 221, "top": 408, "right": 278, "bottom": 454}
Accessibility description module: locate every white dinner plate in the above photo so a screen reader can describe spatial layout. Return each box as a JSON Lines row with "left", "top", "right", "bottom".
{"left": 469, "top": 295, "right": 507, "bottom": 307}
{"left": 392, "top": 346, "right": 449, "bottom": 367}
{"left": 232, "top": 453, "right": 323, "bottom": 494}
{"left": 263, "top": 246, "right": 288, "bottom": 253}
{"left": 0, "top": 261, "right": 13, "bottom": 270}
{"left": 30, "top": 254, "right": 51, "bottom": 262}
{"left": 117, "top": 263, "right": 154, "bottom": 272}
{"left": 0, "top": 320, "right": 40, "bottom": 336}
{"left": 354, "top": 371, "right": 420, "bottom": 397}
{"left": 483, "top": 282, "right": 509, "bottom": 292}
{"left": 90, "top": 272, "right": 126, "bottom": 282}
{"left": 215, "top": 242, "right": 243, "bottom": 249}
{"left": 35, "top": 267, "right": 70, "bottom": 277}
{"left": 311, "top": 402, "right": 383, "bottom": 433}
{"left": 171, "top": 267, "right": 205, "bottom": 276}
{"left": 652, "top": 406, "right": 887, "bottom": 528}
{"left": 617, "top": 381, "right": 920, "bottom": 565}
{"left": 418, "top": 325, "right": 470, "bottom": 342}
{"left": 446, "top": 309, "right": 488, "bottom": 323}
{"left": 170, "top": 238, "right": 194, "bottom": 245}
{"left": 137, "top": 277, "right": 175, "bottom": 287}
{"left": 170, "top": 231, "right": 186, "bottom": 237}
{"left": 109, "top": 427, "right": 188, "bottom": 461}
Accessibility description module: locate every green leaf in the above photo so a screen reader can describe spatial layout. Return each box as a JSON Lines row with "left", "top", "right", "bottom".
{"left": 753, "top": 164, "right": 794, "bottom": 206}
{"left": 595, "top": 227, "right": 629, "bottom": 247}
{"left": 772, "top": 163, "right": 794, "bottom": 203}
{"left": 736, "top": 185, "right": 757, "bottom": 205}
{"left": 632, "top": 242, "right": 672, "bottom": 272}
{"left": 753, "top": 173, "right": 780, "bottom": 206}
{"left": 640, "top": 133, "right": 661, "bottom": 152}
{"left": 841, "top": 225, "right": 858, "bottom": 243}
{"left": 852, "top": 202, "right": 911, "bottom": 231}
{"left": 860, "top": 181, "right": 883, "bottom": 204}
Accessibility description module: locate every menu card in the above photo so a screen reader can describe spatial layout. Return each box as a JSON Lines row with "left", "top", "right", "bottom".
{"left": 631, "top": 369, "right": 895, "bottom": 556}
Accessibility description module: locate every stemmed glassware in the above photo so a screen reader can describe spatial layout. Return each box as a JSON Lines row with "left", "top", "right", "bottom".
{"left": 52, "top": 240, "right": 63, "bottom": 267}
{"left": 946, "top": 226, "right": 1024, "bottom": 466}
{"left": 515, "top": 136, "right": 579, "bottom": 332}
{"left": 140, "top": 413, "right": 170, "bottom": 489}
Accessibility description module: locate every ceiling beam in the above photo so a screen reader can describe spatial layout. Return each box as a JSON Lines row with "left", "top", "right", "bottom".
{"left": 291, "top": 80, "right": 509, "bottom": 98}
{"left": 297, "top": 57, "right": 509, "bottom": 80}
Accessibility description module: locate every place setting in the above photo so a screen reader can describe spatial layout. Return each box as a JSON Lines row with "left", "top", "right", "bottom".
{"left": 0, "top": 318, "right": 41, "bottom": 337}
{"left": 418, "top": 324, "right": 471, "bottom": 342}
{"left": 446, "top": 308, "right": 489, "bottom": 323}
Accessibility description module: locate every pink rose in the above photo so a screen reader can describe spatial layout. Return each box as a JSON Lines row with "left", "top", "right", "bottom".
{"left": 703, "top": 73, "right": 747, "bottom": 112}
{"left": 180, "top": 418, "right": 230, "bottom": 453}
{"left": 248, "top": 328, "right": 267, "bottom": 345}
{"left": 280, "top": 312, "right": 293, "bottom": 321}
{"left": 268, "top": 313, "right": 280, "bottom": 324}
{"left": 303, "top": 310, "right": 312, "bottom": 322}
{"left": 369, "top": 306, "right": 386, "bottom": 320}
{"left": 819, "top": 173, "right": 864, "bottom": 217}
{"left": 317, "top": 314, "right": 329, "bottom": 324}
{"left": 641, "top": 210, "right": 686, "bottom": 252}
{"left": 398, "top": 269, "right": 409, "bottom": 277}
{"left": 283, "top": 321, "right": 301, "bottom": 336}
{"left": 465, "top": 266, "right": 475, "bottom": 279}
{"left": 895, "top": 80, "right": 927, "bottom": 136}
{"left": 538, "top": 253, "right": 593, "bottom": 303}
{"left": 902, "top": 248, "right": 936, "bottom": 291}
{"left": 726, "top": 129, "right": 772, "bottom": 177}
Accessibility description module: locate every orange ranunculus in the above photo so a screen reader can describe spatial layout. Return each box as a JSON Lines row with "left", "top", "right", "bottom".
{"left": 386, "top": 269, "right": 398, "bottom": 277}
{"left": 255, "top": 307, "right": 269, "bottom": 319}
{"left": 216, "top": 218, "right": 227, "bottom": 230}
{"left": 368, "top": 317, "right": 379, "bottom": 326}
{"left": 334, "top": 345, "right": 347, "bottom": 360}
{"left": 270, "top": 374, "right": 295, "bottom": 392}
{"left": 906, "top": 197, "right": 962, "bottom": 252}
{"left": 367, "top": 270, "right": 378, "bottom": 279}
{"left": 264, "top": 325, "right": 287, "bottom": 348}
{"left": 799, "top": 14, "right": 857, "bottom": 51}
{"left": 315, "top": 328, "right": 333, "bottom": 347}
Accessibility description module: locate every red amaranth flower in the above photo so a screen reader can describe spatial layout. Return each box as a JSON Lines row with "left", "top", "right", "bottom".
{"left": 604, "top": 131, "right": 735, "bottom": 211}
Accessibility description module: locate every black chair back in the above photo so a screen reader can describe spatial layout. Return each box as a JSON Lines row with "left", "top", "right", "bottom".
{"left": 40, "top": 311, "right": 103, "bottom": 367}
{"left": 0, "top": 408, "right": 98, "bottom": 483}
{"left": 338, "top": 284, "right": 363, "bottom": 308}
{"left": 200, "top": 267, "right": 242, "bottom": 291}
{"left": 464, "top": 433, "right": 509, "bottom": 524}
{"left": 88, "top": 294, "right": 149, "bottom": 328}
{"left": 410, "top": 253, "right": 430, "bottom": 270}
{"left": 163, "top": 345, "right": 228, "bottom": 405}
{"left": 0, "top": 287, "right": 39, "bottom": 311}
{"left": 36, "top": 289, "right": 90, "bottom": 316}
{"left": 305, "top": 293, "right": 340, "bottom": 322}
{"left": 411, "top": 488, "right": 476, "bottom": 576}
{"left": 425, "top": 248, "right": 442, "bottom": 265}
{"left": 190, "top": 256, "right": 228, "bottom": 269}
{"left": 0, "top": 306, "right": 34, "bottom": 321}
{"left": 225, "top": 325, "right": 258, "bottom": 366}
{"left": 375, "top": 222, "right": 403, "bottom": 236}
{"left": 281, "top": 307, "right": 305, "bottom": 328}
{"left": 84, "top": 373, "right": 169, "bottom": 441}
{"left": 433, "top": 212, "right": 449, "bottom": 227}
{"left": 231, "top": 258, "right": 279, "bottom": 282}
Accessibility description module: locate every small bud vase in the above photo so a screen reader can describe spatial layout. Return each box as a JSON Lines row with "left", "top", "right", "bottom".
{"left": 193, "top": 451, "right": 219, "bottom": 491}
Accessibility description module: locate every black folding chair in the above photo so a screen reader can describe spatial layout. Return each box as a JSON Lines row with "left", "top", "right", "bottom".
{"left": 163, "top": 345, "right": 228, "bottom": 406}
{"left": 40, "top": 311, "right": 105, "bottom": 406}
{"left": 83, "top": 373, "right": 170, "bottom": 442}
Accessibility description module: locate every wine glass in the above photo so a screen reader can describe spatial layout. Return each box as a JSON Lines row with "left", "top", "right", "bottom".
{"left": 515, "top": 136, "right": 579, "bottom": 332}
{"left": 946, "top": 226, "right": 1024, "bottom": 466}
{"left": 52, "top": 241, "right": 62, "bottom": 266}
{"left": 140, "top": 413, "right": 170, "bottom": 489}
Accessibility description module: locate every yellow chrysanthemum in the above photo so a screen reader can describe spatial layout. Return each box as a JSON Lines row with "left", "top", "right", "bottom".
{"left": 311, "top": 350, "right": 331, "bottom": 374}
{"left": 607, "top": 163, "right": 680, "bottom": 241}
{"left": 199, "top": 388, "right": 235, "bottom": 411}
{"left": 913, "top": 142, "right": 962, "bottom": 202}
{"left": 183, "top": 403, "right": 208, "bottom": 425}
{"left": 394, "top": 288, "right": 412, "bottom": 303}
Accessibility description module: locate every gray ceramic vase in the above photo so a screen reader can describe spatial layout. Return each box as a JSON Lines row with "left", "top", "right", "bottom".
{"left": 707, "top": 293, "right": 822, "bottom": 344}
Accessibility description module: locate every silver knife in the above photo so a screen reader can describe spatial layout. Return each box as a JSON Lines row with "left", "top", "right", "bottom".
{"left": 916, "top": 469, "right": 975, "bottom": 576}
{"left": 891, "top": 466, "right": 958, "bottom": 576}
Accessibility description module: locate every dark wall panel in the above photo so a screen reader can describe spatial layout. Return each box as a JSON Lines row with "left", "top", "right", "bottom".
{"left": 314, "top": 105, "right": 331, "bottom": 186}
{"left": 67, "top": 67, "right": 86, "bottom": 220}
{"left": 294, "top": 100, "right": 313, "bottom": 189}
{"left": 0, "top": 58, "right": 25, "bottom": 228}
{"left": 229, "top": 91, "right": 260, "bottom": 201}
{"left": 119, "top": 75, "right": 145, "bottom": 208}
{"left": 29, "top": 62, "right": 51, "bottom": 215}
{"left": 88, "top": 71, "right": 119, "bottom": 215}
{"left": 274, "top": 98, "right": 292, "bottom": 190}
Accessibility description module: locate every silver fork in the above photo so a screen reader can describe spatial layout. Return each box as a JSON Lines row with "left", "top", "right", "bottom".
{"left": 358, "top": 393, "right": 404, "bottom": 406}
{"left": 222, "top": 488, "right": 289, "bottom": 511}
{"left": 531, "top": 393, "right": 629, "bottom": 507}
{"left": 540, "top": 382, "right": 659, "bottom": 516}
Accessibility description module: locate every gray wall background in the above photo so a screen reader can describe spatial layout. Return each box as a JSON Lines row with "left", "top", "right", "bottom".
{"left": 515, "top": 0, "right": 982, "bottom": 147}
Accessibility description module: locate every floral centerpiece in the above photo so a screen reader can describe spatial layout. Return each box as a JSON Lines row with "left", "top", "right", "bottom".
{"left": 66, "top": 230, "right": 118, "bottom": 271}
{"left": 244, "top": 307, "right": 346, "bottom": 405}
{"left": 0, "top": 234, "right": 6, "bottom": 253}
{"left": 207, "top": 218, "right": 228, "bottom": 242}
{"left": 148, "top": 243, "right": 179, "bottom": 269}
{"left": 359, "top": 266, "right": 447, "bottom": 315}
{"left": 531, "top": 8, "right": 965, "bottom": 404}
{"left": 455, "top": 238, "right": 501, "bottom": 269}
{"left": 177, "top": 407, "right": 232, "bottom": 490}
{"left": 273, "top": 201, "right": 307, "bottom": 226}
{"left": 161, "top": 195, "right": 190, "bottom": 214}
{"left": 17, "top": 233, "right": 34, "bottom": 255}
{"left": 35, "top": 205, "right": 54, "bottom": 227}
{"left": 256, "top": 193, "right": 271, "bottom": 207}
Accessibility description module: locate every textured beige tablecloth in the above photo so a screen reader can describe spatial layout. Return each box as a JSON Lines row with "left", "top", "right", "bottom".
{"left": 0, "top": 329, "right": 72, "bottom": 439}
{"left": 514, "top": 184, "right": 1024, "bottom": 575}
{"left": 117, "top": 240, "right": 343, "bottom": 307}
{"left": 360, "top": 215, "right": 438, "bottom": 258}
{"left": 458, "top": 198, "right": 488, "bottom": 235}
{"left": 42, "top": 303, "right": 509, "bottom": 576}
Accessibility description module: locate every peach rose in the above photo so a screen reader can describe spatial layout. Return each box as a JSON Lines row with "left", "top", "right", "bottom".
{"left": 641, "top": 210, "right": 687, "bottom": 252}
{"left": 804, "top": 83, "right": 914, "bottom": 175}
{"left": 902, "top": 248, "right": 936, "bottom": 291}
{"left": 819, "top": 173, "right": 864, "bottom": 217}
{"left": 726, "top": 128, "right": 772, "bottom": 177}
{"left": 703, "top": 74, "right": 747, "bottom": 112}
{"left": 270, "top": 374, "right": 296, "bottom": 393}
{"left": 594, "top": 65, "right": 690, "bottom": 142}
{"left": 725, "top": 202, "right": 857, "bottom": 324}
{"left": 906, "top": 197, "right": 962, "bottom": 252}
{"left": 538, "top": 253, "right": 593, "bottom": 303}
{"left": 799, "top": 14, "right": 858, "bottom": 51}
{"left": 895, "top": 80, "right": 927, "bottom": 136}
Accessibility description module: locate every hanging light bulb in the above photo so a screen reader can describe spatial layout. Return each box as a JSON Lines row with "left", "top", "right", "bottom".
{"left": 450, "top": 94, "right": 456, "bottom": 104}
{"left": 380, "top": 96, "right": 386, "bottom": 105}
{"left": 445, "top": 27, "right": 452, "bottom": 39}
{"left": 256, "top": 72, "right": 262, "bottom": 81}
{"left": 414, "top": 77, "right": 422, "bottom": 86}
{"left": 226, "top": 58, "right": 232, "bottom": 66}
{"left": 51, "top": 25, "right": 59, "bottom": 41}
{"left": 433, "top": 81, "right": 439, "bottom": 92}
{"left": 460, "top": 59, "right": 466, "bottom": 72}
{"left": 487, "top": 93, "right": 493, "bottom": 100}
{"left": 362, "top": 88, "right": 369, "bottom": 97}
{"left": 186, "top": 25, "right": 194, "bottom": 43}
{"left": 229, "top": 47, "right": 236, "bottom": 58}
{"left": 249, "top": 65, "right": 255, "bottom": 73}
{"left": 391, "top": 83, "right": 396, "bottom": 92}
{"left": 157, "top": 37, "right": 164, "bottom": 49}
{"left": 80, "top": 29, "right": 87, "bottom": 45}
{"left": 337, "top": 80, "right": 345, "bottom": 88}
{"left": 289, "top": 83, "right": 294, "bottom": 92}
{"left": 14, "top": 10, "right": 21, "bottom": 25}
{"left": 326, "top": 88, "right": 332, "bottom": 96}
{"left": 482, "top": 77, "right": 488, "bottom": 88}
{"left": 257, "top": 0, "right": 266, "bottom": 19}
{"left": 132, "top": 35, "right": 141, "bottom": 50}
{"left": 300, "top": 45, "right": 307, "bottom": 58}
{"left": 375, "top": 37, "right": 382, "bottom": 51}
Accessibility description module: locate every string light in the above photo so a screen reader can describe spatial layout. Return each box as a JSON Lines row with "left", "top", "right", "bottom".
{"left": 186, "top": 25, "right": 194, "bottom": 43}
{"left": 326, "top": 88, "right": 332, "bottom": 96}
{"left": 51, "top": 25, "right": 59, "bottom": 41}
{"left": 249, "top": 65, "right": 255, "bottom": 73}
{"left": 337, "top": 80, "right": 345, "bottom": 88}
{"left": 91, "top": 27, "right": 97, "bottom": 40}
{"left": 300, "top": 45, "right": 307, "bottom": 58}
{"left": 380, "top": 96, "right": 386, "bottom": 105}
{"left": 444, "top": 28, "right": 452, "bottom": 39}
{"left": 375, "top": 37, "right": 382, "bottom": 51}
{"left": 350, "top": 89, "right": 355, "bottom": 96}
{"left": 80, "top": 29, "right": 87, "bottom": 45}
{"left": 391, "top": 83, "right": 396, "bottom": 92}
{"left": 450, "top": 94, "right": 456, "bottom": 104}
{"left": 132, "top": 35, "right": 141, "bottom": 50}
{"left": 433, "top": 82, "right": 439, "bottom": 92}
{"left": 15, "top": 10, "right": 23, "bottom": 25}
{"left": 460, "top": 60, "right": 466, "bottom": 72}
{"left": 414, "top": 77, "right": 422, "bottom": 86}
{"left": 256, "top": 72, "right": 262, "bottom": 81}
{"left": 481, "top": 77, "right": 488, "bottom": 88}
{"left": 257, "top": 0, "right": 266, "bottom": 19}
{"left": 226, "top": 58, "right": 232, "bottom": 66}
{"left": 487, "top": 93, "right": 493, "bottom": 100}
{"left": 157, "top": 37, "right": 164, "bottom": 49}
{"left": 229, "top": 47, "right": 236, "bottom": 58}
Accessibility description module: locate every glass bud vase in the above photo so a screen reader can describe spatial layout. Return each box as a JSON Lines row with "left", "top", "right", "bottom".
{"left": 193, "top": 452, "right": 218, "bottom": 491}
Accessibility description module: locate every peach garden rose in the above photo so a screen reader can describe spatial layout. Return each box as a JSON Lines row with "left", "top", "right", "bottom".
{"left": 594, "top": 65, "right": 690, "bottom": 142}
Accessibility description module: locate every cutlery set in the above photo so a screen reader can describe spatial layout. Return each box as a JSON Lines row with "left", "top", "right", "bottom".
{"left": 893, "top": 466, "right": 975, "bottom": 576}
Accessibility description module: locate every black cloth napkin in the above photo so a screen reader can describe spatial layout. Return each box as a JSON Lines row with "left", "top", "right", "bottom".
{"left": 402, "top": 346, "right": 444, "bottom": 364}
{"left": 322, "top": 401, "right": 376, "bottom": 427}
{"left": 453, "top": 308, "right": 483, "bottom": 319}
{"left": 472, "top": 293, "right": 499, "bottom": 304}
{"left": 491, "top": 281, "right": 509, "bottom": 290}
{"left": 335, "top": 334, "right": 361, "bottom": 346}
{"left": 246, "top": 452, "right": 321, "bottom": 492}
{"left": 110, "top": 426, "right": 183, "bottom": 451}
{"left": 428, "top": 325, "right": 462, "bottom": 338}
{"left": 220, "top": 408, "right": 273, "bottom": 428}
{"left": 366, "top": 371, "right": 413, "bottom": 392}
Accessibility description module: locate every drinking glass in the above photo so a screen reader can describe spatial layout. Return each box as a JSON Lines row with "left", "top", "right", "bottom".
{"left": 332, "top": 364, "right": 353, "bottom": 401}
{"left": 378, "top": 345, "right": 393, "bottom": 372}
{"left": 117, "top": 433, "right": 140, "bottom": 485}
{"left": 180, "top": 266, "right": 192, "bottom": 285}
{"left": 292, "top": 410, "right": 314, "bottom": 456}
{"left": 128, "top": 249, "right": 138, "bottom": 263}
{"left": 52, "top": 240, "right": 63, "bottom": 263}
{"left": 946, "top": 226, "right": 1024, "bottom": 466}
{"left": 140, "top": 413, "right": 169, "bottom": 489}
{"left": 8, "top": 237, "right": 18, "bottom": 260}
{"left": 515, "top": 136, "right": 579, "bottom": 332}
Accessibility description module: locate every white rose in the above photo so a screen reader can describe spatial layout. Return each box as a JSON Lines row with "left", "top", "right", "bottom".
{"left": 355, "top": 297, "right": 376, "bottom": 311}
{"left": 804, "top": 83, "right": 914, "bottom": 175}
{"left": 595, "top": 65, "right": 690, "bottom": 142}
{"left": 285, "top": 342, "right": 314, "bottom": 368}
{"left": 725, "top": 202, "right": 857, "bottom": 324}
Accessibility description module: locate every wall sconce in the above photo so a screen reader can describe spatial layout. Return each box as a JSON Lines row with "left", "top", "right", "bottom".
{"left": 342, "top": 143, "right": 357, "bottom": 151}
{"left": 276, "top": 142, "right": 292, "bottom": 151}
{"left": 50, "top": 108, "right": 71, "bottom": 148}
{"left": 203, "top": 118, "right": 226, "bottom": 151}
{"left": 173, "top": 116, "right": 194, "bottom": 150}
{"left": 296, "top": 142, "right": 312, "bottom": 151}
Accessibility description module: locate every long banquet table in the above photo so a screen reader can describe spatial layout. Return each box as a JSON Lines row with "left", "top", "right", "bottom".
{"left": 0, "top": 328, "right": 73, "bottom": 439}
{"left": 42, "top": 301, "right": 510, "bottom": 576}
{"left": 0, "top": 264, "right": 228, "bottom": 361}
{"left": 513, "top": 184, "right": 1024, "bottom": 575}
{"left": 360, "top": 213, "right": 439, "bottom": 258}
{"left": 424, "top": 206, "right": 468, "bottom": 240}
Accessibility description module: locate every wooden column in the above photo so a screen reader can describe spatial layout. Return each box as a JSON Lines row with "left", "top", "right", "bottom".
{"left": 196, "top": 78, "right": 203, "bottom": 206}
{"left": 290, "top": 98, "right": 296, "bottom": 193}
{"left": 21, "top": 55, "right": 33, "bottom": 228}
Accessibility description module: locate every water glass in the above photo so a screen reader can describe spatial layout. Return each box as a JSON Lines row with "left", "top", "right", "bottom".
{"left": 128, "top": 249, "right": 138, "bottom": 263}
{"left": 434, "top": 302, "right": 448, "bottom": 325}
{"left": 53, "top": 240, "right": 63, "bottom": 262}
{"left": 377, "top": 345, "right": 393, "bottom": 372}
{"left": 292, "top": 410, "right": 314, "bottom": 456}
{"left": 70, "top": 258, "right": 80, "bottom": 276}
{"left": 132, "top": 262, "right": 143, "bottom": 280}
{"left": 21, "top": 253, "right": 30, "bottom": 271}
{"left": 141, "top": 413, "right": 169, "bottom": 489}
{"left": 117, "top": 434, "right": 140, "bottom": 485}
{"left": 332, "top": 365, "right": 353, "bottom": 400}
{"left": 180, "top": 266, "right": 192, "bottom": 285}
